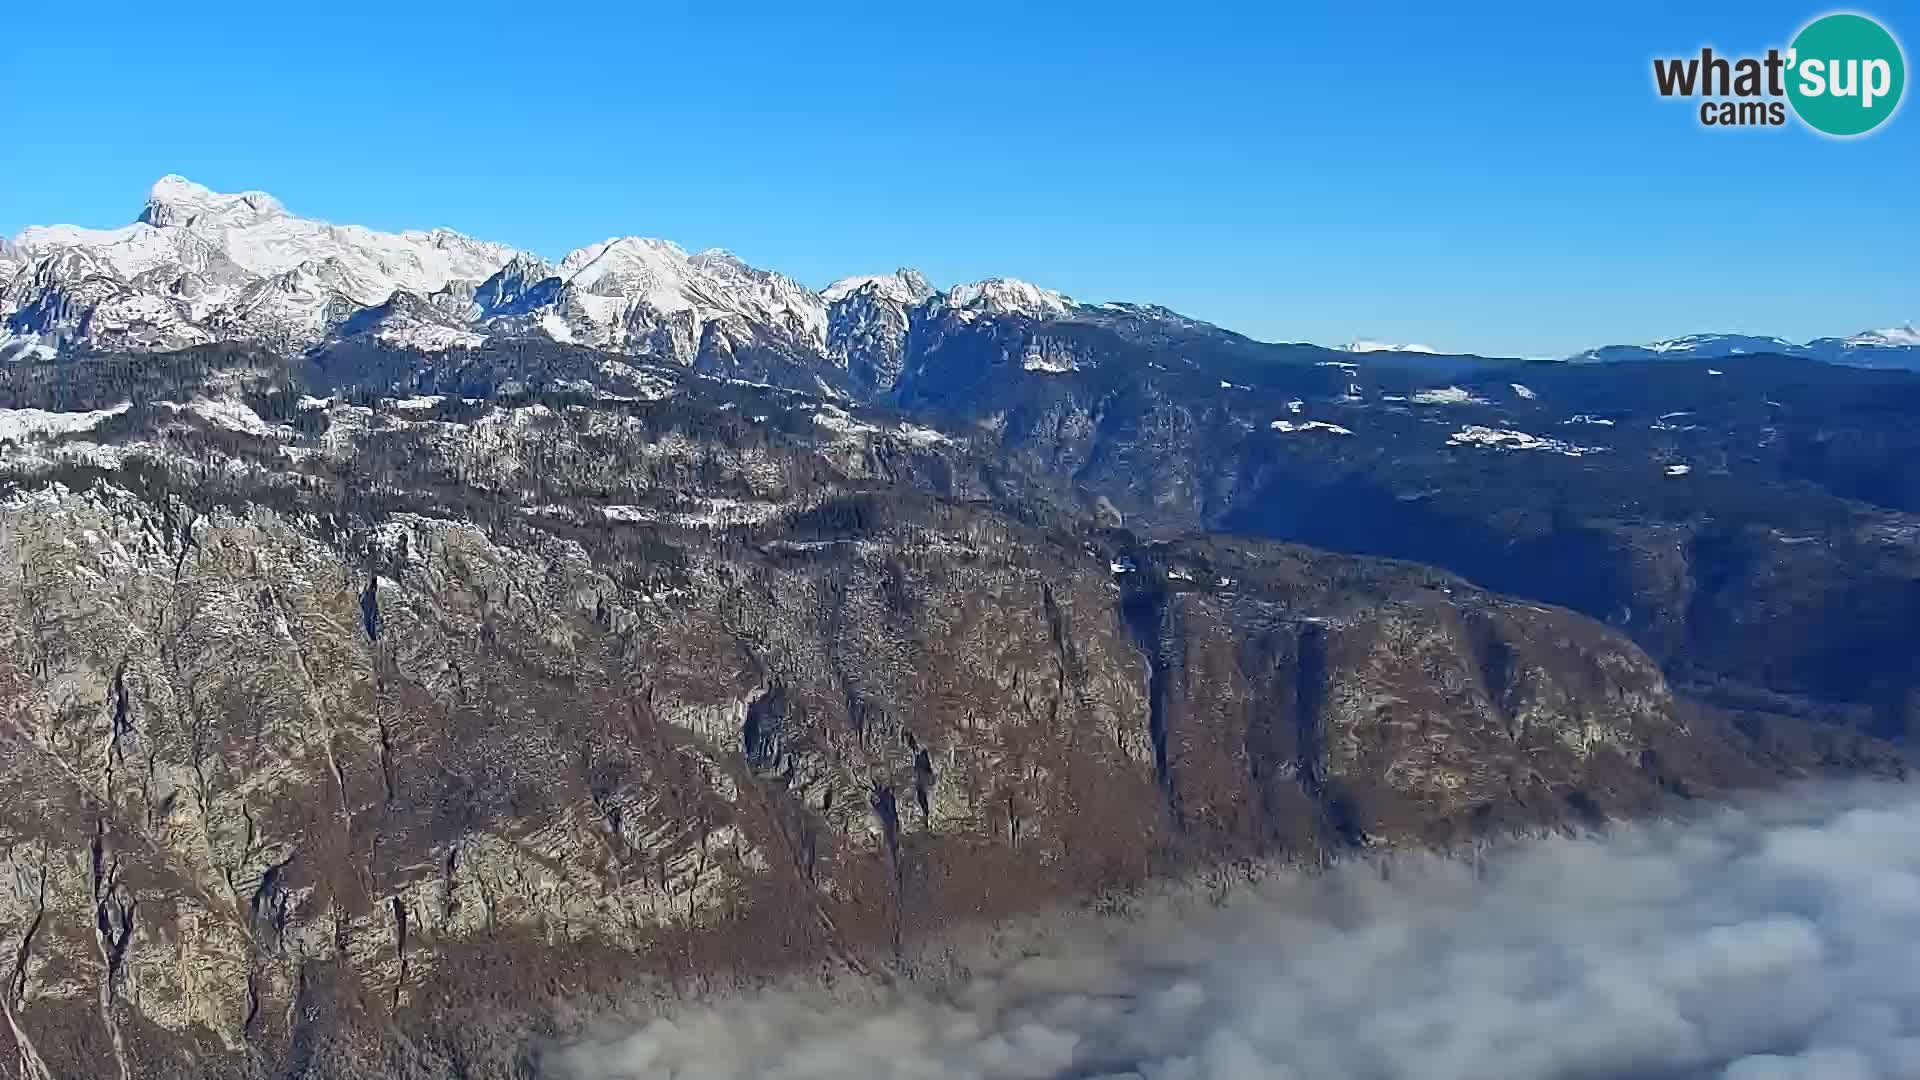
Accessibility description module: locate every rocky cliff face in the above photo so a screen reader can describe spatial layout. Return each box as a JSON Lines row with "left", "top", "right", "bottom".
{"left": 883, "top": 330, "right": 1920, "bottom": 743}
{"left": 0, "top": 481, "right": 1895, "bottom": 1078}
{"left": 0, "top": 344, "right": 1906, "bottom": 1078}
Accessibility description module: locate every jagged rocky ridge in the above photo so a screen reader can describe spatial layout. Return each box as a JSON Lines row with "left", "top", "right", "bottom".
{"left": 1, "top": 178, "right": 1091, "bottom": 395}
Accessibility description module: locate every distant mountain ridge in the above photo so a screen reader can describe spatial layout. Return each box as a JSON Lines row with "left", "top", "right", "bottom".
{"left": 0, "top": 177, "right": 1121, "bottom": 389}
{"left": 3, "top": 176, "right": 1915, "bottom": 373}
{"left": 1568, "top": 327, "right": 1920, "bottom": 369}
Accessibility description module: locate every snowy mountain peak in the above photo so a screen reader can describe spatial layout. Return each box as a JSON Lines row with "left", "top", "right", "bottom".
{"left": 474, "top": 234, "right": 827, "bottom": 361}
{"left": 140, "top": 174, "right": 287, "bottom": 228}
{"left": 689, "top": 248, "right": 751, "bottom": 272}
{"left": 943, "top": 277, "right": 1072, "bottom": 319}
{"left": 1845, "top": 323, "right": 1920, "bottom": 348}
{"left": 6, "top": 177, "right": 1114, "bottom": 370}
{"left": 4, "top": 177, "right": 523, "bottom": 352}
{"left": 558, "top": 236, "right": 694, "bottom": 295}
{"left": 1647, "top": 333, "right": 1794, "bottom": 355}
{"left": 148, "top": 174, "right": 213, "bottom": 201}
{"left": 499, "top": 252, "right": 559, "bottom": 278}
{"left": 472, "top": 254, "right": 561, "bottom": 317}
{"left": 1341, "top": 340, "right": 1437, "bottom": 354}
{"left": 822, "top": 268, "right": 934, "bottom": 306}
{"left": 1569, "top": 328, "right": 1920, "bottom": 370}
{"left": 561, "top": 235, "right": 685, "bottom": 267}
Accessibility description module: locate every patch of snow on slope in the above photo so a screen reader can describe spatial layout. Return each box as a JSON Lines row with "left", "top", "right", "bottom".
{"left": 1412, "top": 386, "right": 1488, "bottom": 406}
{"left": 0, "top": 403, "right": 131, "bottom": 443}
{"left": 377, "top": 322, "right": 486, "bottom": 351}
{"left": 603, "top": 498, "right": 793, "bottom": 528}
{"left": 1271, "top": 420, "right": 1354, "bottom": 435}
{"left": 0, "top": 331, "right": 59, "bottom": 361}
{"left": 594, "top": 359, "right": 679, "bottom": 401}
{"left": 190, "top": 397, "right": 278, "bottom": 436}
{"left": 894, "top": 423, "right": 953, "bottom": 447}
{"left": 810, "top": 405, "right": 880, "bottom": 439}
{"left": 1511, "top": 383, "right": 1538, "bottom": 400}
{"left": 1023, "top": 351, "right": 1078, "bottom": 374}
{"left": 1449, "top": 425, "right": 1603, "bottom": 457}
{"left": 162, "top": 397, "right": 287, "bottom": 439}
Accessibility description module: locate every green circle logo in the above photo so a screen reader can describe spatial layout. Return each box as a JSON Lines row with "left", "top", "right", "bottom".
{"left": 1787, "top": 13, "right": 1906, "bottom": 136}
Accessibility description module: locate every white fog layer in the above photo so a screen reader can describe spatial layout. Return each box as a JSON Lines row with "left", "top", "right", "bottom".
{"left": 548, "top": 783, "right": 1920, "bottom": 1080}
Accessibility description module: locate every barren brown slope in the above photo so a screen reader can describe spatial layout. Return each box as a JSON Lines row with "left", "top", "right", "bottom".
{"left": 0, "top": 479, "right": 1899, "bottom": 1080}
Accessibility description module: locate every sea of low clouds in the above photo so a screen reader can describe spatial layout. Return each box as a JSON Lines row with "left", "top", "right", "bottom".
{"left": 548, "top": 782, "right": 1920, "bottom": 1080}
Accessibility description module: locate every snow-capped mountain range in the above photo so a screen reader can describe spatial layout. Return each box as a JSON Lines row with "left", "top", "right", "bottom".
{"left": 3, "top": 177, "right": 515, "bottom": 354}
{"left": 1339, "top": 340, "right": 1437, "bottom": 355}
{"left": 0, "top": 177, "right": 1080, "bottom": 387}
{"left": 1568, "top": 327, "right": 1920, "bottom": 368}
{"left": 4, "top": 176, "right": 1915, "bottom": 375}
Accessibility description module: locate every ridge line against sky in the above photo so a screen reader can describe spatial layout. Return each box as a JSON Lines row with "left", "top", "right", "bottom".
{"left": 1, "top": 0, "right": 1912, "bottom": 357}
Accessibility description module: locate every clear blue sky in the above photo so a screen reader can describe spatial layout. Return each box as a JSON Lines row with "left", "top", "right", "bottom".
{"left": 2, "top": 0, "right": 1913, "bottom": 357}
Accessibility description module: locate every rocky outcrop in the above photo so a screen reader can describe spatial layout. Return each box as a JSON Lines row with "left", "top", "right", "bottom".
{"left": 0, "top": 477, "right": 1896, "bottom": 1079}
{"left": 918, "top": 349, "right": 1920, "bottom": 743}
